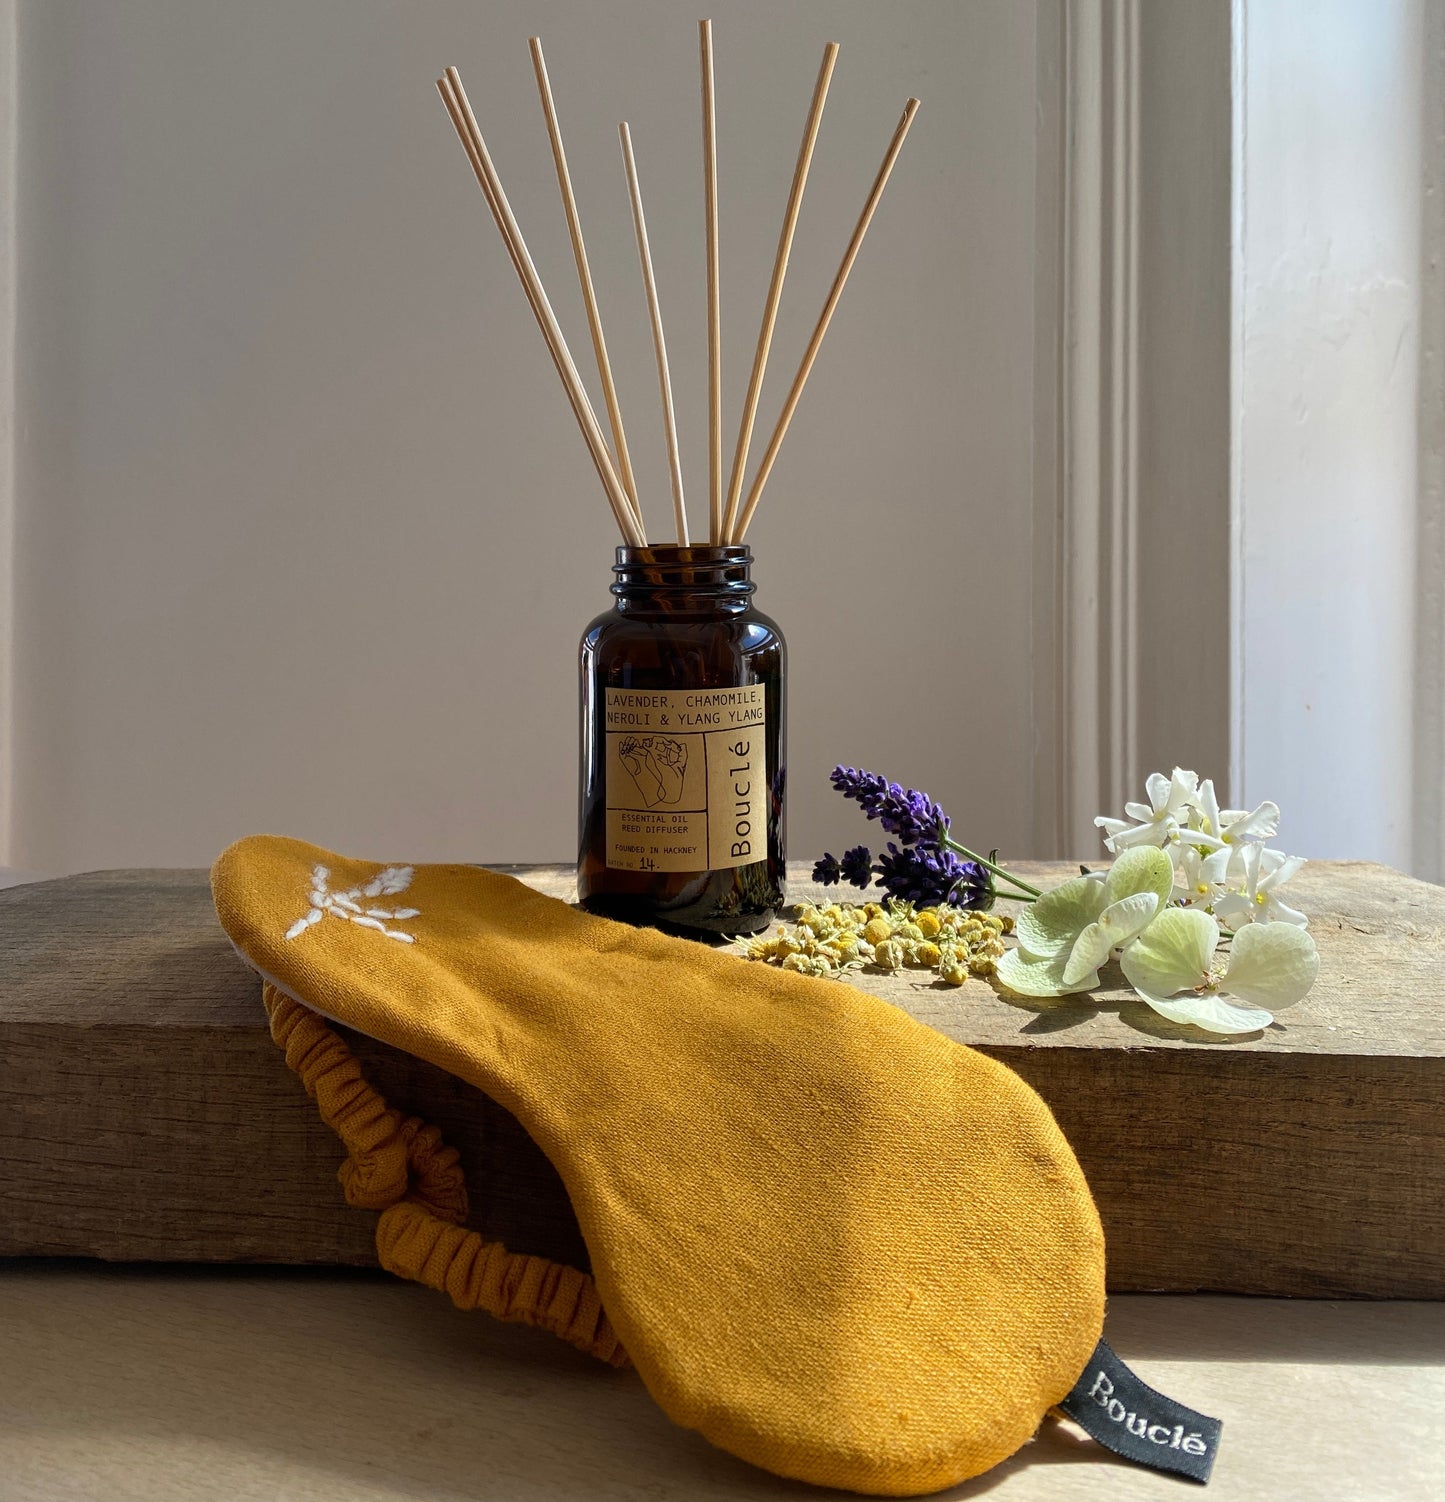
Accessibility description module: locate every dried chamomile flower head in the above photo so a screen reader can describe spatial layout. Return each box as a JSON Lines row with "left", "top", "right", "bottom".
{"left": 873, "top": 938, "right": 907, "bottom": 971}
{"left": 862, "top": 917, "right": 892, "bottom": 946}
{"left": 741, "top": 899, "right": 1020, "bottom": 991}
{"left": 783, "top": 953, "right": 836, "bottom": 977}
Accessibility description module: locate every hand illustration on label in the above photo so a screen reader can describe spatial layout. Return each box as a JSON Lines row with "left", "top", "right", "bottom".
{"left": 619, "top": 735, "right": 689, "bottom": 807}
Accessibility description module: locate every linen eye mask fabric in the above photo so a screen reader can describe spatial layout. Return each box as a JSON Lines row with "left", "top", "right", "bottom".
{"left": 212, "top": 836, "right": 1105, "bottom": 1497}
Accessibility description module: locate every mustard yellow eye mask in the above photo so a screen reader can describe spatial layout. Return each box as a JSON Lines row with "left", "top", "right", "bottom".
{"left": 212, "top": 835, "right": 1105, "bottom": 1496}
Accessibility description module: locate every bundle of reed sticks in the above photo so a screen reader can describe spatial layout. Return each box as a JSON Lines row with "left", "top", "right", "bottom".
{"left": 436, "top": 22, "right": 919, "bottom": 547}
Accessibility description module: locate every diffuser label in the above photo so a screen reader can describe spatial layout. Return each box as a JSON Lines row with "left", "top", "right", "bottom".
{"left": 1058, "top": 1339, "right": 1222, "bottom": 1484}
{"left": 603, "top": 686, "right": 768, "bottom": 871}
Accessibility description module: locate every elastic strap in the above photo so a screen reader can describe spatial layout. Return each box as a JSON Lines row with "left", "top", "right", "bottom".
{"left": 262, "top": 981, "right": 628, "bottom": 1367}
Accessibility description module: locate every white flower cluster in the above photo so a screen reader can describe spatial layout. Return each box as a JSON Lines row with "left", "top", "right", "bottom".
{"left": 996, "top": 769, "right": 1320, "bottom": 1035}
{"left": 1095, "top": 767, "right": 1306, "bottom": 929}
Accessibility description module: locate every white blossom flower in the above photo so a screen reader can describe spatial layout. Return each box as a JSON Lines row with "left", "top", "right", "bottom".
{"left": 1179, "top": 778, "right": 1227, "bottom": 855}
{"left": 1120, "top": 908, "right": 1318, "bottom": 1034}
{"left": 1218, "top": 799, "right": 1282, "bottom": 846}
{"left": 1176, "top": 842, "right": 1232, "bottom": 909}
{"left": 1212, "top": 844, "right": 1308, "bottom": 929}
{"left": 1095, "top": 768, "right": 1199, "bottom": 853}
{"left": 1098, "top": 769, "right": 1301, "bottom": 925}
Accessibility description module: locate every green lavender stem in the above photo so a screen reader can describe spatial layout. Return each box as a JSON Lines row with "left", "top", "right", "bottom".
{"left": 942, "top": 836, "right": 1044, "bottom": 899}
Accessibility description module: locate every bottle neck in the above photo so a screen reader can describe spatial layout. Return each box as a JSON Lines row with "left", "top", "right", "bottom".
{"left": 611, "top": 545, "right": 755, "bottom": 615}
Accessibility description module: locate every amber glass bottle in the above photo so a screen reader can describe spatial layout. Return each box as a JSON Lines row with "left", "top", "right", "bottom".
{"left": 579, "top": 544, "right": 785, "bottom": 935}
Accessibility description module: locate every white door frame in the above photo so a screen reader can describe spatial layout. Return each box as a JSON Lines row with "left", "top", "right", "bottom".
{"left": 1415, "top": 0, "right": 1445, "bottom": 882}
{"left": 1033, "top": 0, "right": 1234, "bottom": 857}
{"left": 0, "top": 0, "right": 16, "bottom": 868}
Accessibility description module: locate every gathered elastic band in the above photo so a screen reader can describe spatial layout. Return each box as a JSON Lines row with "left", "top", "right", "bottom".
{"left": 262, "top": 981, "right": 628, "bottom": 1367}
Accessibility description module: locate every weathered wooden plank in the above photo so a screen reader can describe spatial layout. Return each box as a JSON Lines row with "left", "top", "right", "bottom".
{"left": 1, "top": 861, "right": 1441, "bottom": 1295}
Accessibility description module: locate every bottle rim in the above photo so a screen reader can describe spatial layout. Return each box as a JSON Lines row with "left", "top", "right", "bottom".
{"left": 610, "top": 544, "right": 755, "bottom": 603}
{"left": 613, "top": 544, "right": 751, "bottom": 568}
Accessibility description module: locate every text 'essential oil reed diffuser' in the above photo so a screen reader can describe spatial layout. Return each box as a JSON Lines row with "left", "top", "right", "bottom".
{"left": 436, "top": 23, "right": 918, "bottom": 934}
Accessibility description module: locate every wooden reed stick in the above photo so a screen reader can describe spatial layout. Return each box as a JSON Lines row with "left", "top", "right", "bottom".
{"left": 436, "top": 69, "right": 645, "bottom": 547}
{"left": 436, "top": 77, "right": 588, "bottom": 499}
{"left": 700, "top": 19, "right": 723, "bottom": 544}
{"left": 733, "top": 98, "right": 920, "bottom": 543}
{"left": 529, "top": 37, "right": 643, "bottom": 530}
{"left": 720, "top": 41, "right": 839, "bottom": 543}
{"left": 620, "top": 123, "right": 689, "bottom": 546}
{"left": 436, "top": 80, "right": 550, "bottom": 376}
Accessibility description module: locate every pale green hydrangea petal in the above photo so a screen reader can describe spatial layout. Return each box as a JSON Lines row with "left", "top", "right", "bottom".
{"left": 1104, "top": 845, "right": 1175, "bottom": 909}
{"left": 1063, "top": 891, "right": 1160, "bottom": 986}
{"left": 1013, "top": 876, "right": 1108, "bottom": 959}
{"left": 997, "top": 947, "right": 1100, "bottom": 997}
{"left": 1120, "top": 907, "right": 1219, "bottom": 998}
{"left": 1219, "top": 921, "right": 1319, "bottom": 1010}
{"left": 1063, "top": 926, "right": 1112, "bottom": 988}
{"left": 1134, "top": 990, "right": 1274, "bottom": 1035}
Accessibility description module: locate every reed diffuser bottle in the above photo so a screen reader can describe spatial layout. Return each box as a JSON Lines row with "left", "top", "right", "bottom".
{"left": 436, "top": 27, "right": 918, "bottom": 934}
{"left": 579, "top": 546, "right": 785, "bottom": 934}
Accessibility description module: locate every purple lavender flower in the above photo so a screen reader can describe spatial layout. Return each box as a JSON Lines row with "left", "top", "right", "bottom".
{"left": 875, "top": 842, "right": 990, "bottom": 910}
{"left": 829, "top": 766, "right": 951, "bottom": 847}
{"left": 812, "top": 845, "right": 878, "bottom": 890}
{"left": 839, "top": 845, "right": 874, "bottom": 888}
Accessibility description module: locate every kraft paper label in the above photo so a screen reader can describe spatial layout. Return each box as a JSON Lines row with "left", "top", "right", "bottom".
{"left": 603, "top": 686, "right": 767, "bottom": 872}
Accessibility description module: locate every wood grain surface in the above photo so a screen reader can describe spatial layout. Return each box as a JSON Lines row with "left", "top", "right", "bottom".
{"left": 1, "top": 860, "right": 1441, "bottom": 1295}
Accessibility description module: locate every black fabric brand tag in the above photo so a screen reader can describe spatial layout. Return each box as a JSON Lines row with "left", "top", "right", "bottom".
{"left": 1058, "top": 1338, "right": 1222, "bottom": 1484}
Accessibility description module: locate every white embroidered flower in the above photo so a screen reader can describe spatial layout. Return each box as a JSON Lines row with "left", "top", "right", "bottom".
{"left": 1095, "top": 768, "right": 1199, "bottom": 853}
{"left": 1120, "top": 908, "right": 1318, "bottom": 1034}
{"left": 285, "top": 864, "right": 420, "bottom": 943}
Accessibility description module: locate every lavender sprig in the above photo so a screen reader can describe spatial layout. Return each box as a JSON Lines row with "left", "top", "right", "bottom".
{"left": 818, "top": 764, "right": 1041, "bottom": 903}
{"left": 875, "top": 842, "right": 991, "bottom": 909}
{"left": 828, "top": 767, "right": 950, "bottom": 847}
{"left": 817, "top": 842, "right": 991, "bottom": 908}
{"left": 839, "top": 845, "right": 873, "bottom": 887}
{"left": 812, "top": 844, "right": 875, "bottom": 889}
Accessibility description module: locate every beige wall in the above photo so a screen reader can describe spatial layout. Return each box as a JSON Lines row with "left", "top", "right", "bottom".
{"left": 10, "top": 0, "right": 1045, "bottom": 873}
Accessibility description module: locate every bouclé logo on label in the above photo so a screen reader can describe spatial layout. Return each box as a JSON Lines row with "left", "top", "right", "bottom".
{"left": 725, "top": 739, "right": 754, "bottom": 858}
{"left": 1059, "top": 1339, "right": 1222, "bottom": 1485}
{"left": 1088, "top": 1371, "right": 1209, "bottom": 1457}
